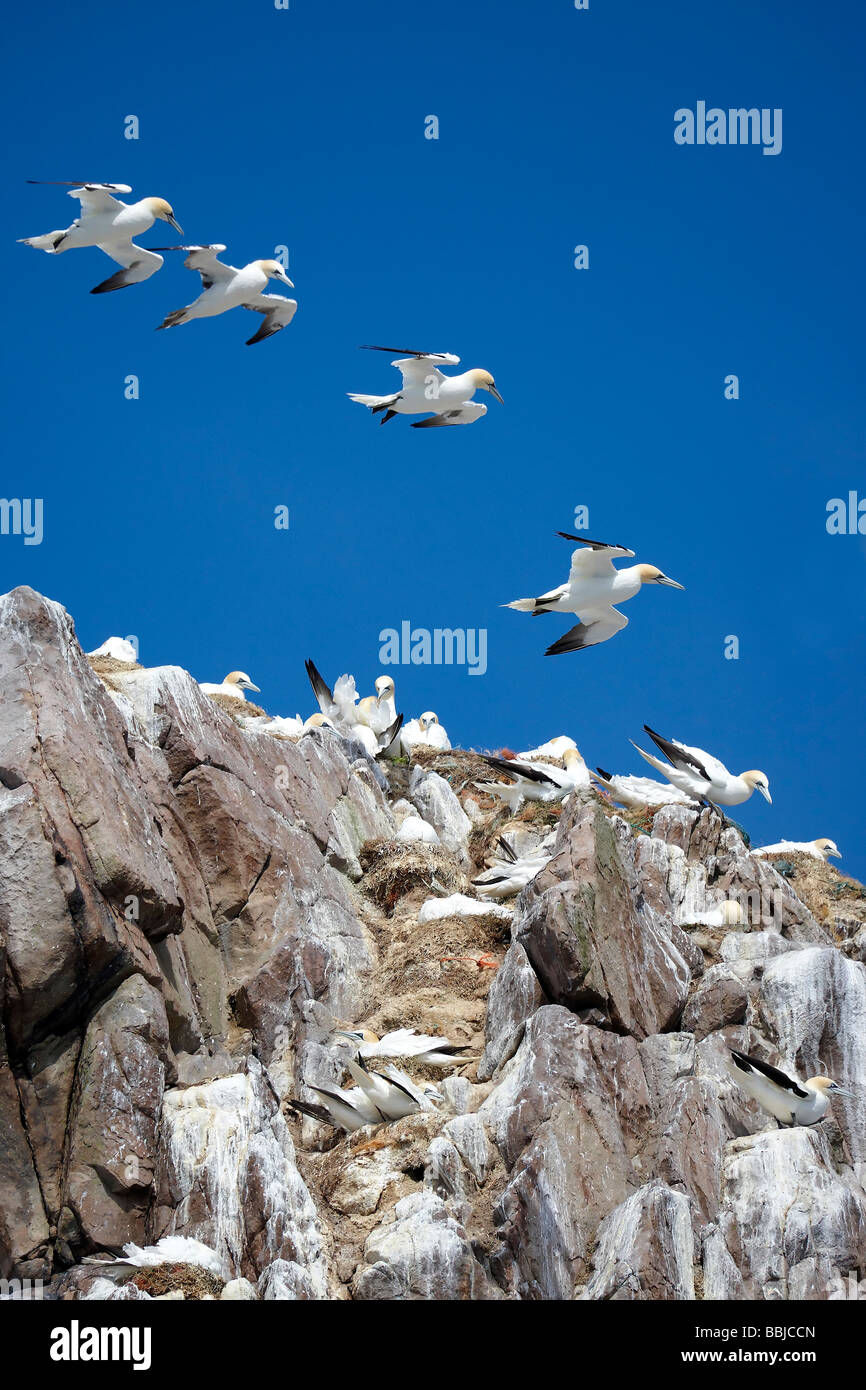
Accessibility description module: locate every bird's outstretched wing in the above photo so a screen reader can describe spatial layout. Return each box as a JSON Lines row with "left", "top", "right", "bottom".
{"left": 545, "top": 608, "right": 629, "bottom": 655}
{"left": 244, "top": 293, "right": 298, "bottom": 345}
{"left": 27, "top": 180, "right": 131, "bottom": 213}
{"left": 556, "top": 532, "right": 636, "bottom": 581}
{"left": 481, "top": 755, "right": 560, "bottom": 786}
{"left": 411, "top": 404, "right": 486, "bottom": 427}
{"left": 91, "top": 243, "right": 163, "bottom": 294}
{"left": 149, "top": 244, "right": 235, "bottom": 288}
{"left": 643, "top": 726, "right": 714, "bottom": 781}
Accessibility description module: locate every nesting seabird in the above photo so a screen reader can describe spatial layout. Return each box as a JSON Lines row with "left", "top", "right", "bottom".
{"left": 305, "top": 659, "right": 403, "bottom": 755}
{"left": 344, "top": 1058, "right": 439, "bottom": 1121}
{"left": 199, "top": 671, "right": 261, "bottom": 700}
{"left": 754, "top": 838, "right": 841, "bottom": 862}
{"left": 505, "top": 532, "right": 683, "bottom": 655}
{"left": 728, "top": 1050, "right": 853, "bottom": 1127}
{"left": 155, "top": 245, "right": 296, "bottom": 344}
{"left": 631, "top": 725, "right": 771, "bottom": 807}
{"left": 287, "top": 1082, "right": 385, "bottom": 1133}
{"left": 401, "top": 711, "right": 451, "bottom": 755}
{"left": 517, "top": 735, "right": 577, "bottom": 760}
{"left": 88, "top": 636, "right": 138, "bottom": 664}
{"left": 19, "top": 181, "right": 182, "bottom": 293}
{"left": 348, "top": 346, "right": 503, "bottom": 427}
{"left": 591, "top": 768, "right": 693, "bottom": 808}
{"left": 476, "top": 747, "right": 589, "bottom": 812}
{"left": 333, "top": 1026, "right": 471, "bottom": 1067}
{"left": 472, "top": 833, "right": 556, "bottom": 900}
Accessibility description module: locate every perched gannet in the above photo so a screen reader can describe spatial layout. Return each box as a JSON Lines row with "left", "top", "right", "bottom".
{"left": 88, "top": 636, "right": 138, "bottom": 663}
{"left": 401, "top": 711, "right": 451, "bottom": 755}
{"left": 632, "top": 725, "right": 771, "bottom": 807}
{"left": 505, "top": 532, "right": 684, "bottom": 655}
{"left": 517, "top": 736, "right": 577, "bottom": 760}
{"left": 242, "top": 713, "right": 306, "bottom": 738}
{"left": 348, "top": 346, "right": 503, "bottom": 427}
{"left": 333, "top": 1026, "right": 472, "bottom": 1067}
{"left": 344, "top": 1058, "right": 437, "bottom": 1121}
{"left": 19, "top": 181, "right": 182, "bottom": 293}
{"left": 476, "top": 747, "right": 589, "bottom": 812}
{"left": 356, "top": 676, "right": 397, "bottom": 737}
{"left": 472, "top": 833, "right": 556, "bottom": 900}
{"left": 754, "top": 838, "right": 841, "bottom": 862}
{"left": 728, "top": 1050, "right": 853, "bottom": 1127}
{"left": 83, "top": 1237, "right": 224, "bottom": 1277}
{"left": 305, "top": 659, "right": 403, "bottom": 755}
{"left": 155, "top": 245, "right": 296, "bottom": 345}
{"left": 591, "top": 768, "right": 693, "bottom": 808}
{"left": 287, "top": 1082, "right": 384, "bottom": 1133}
{"left": 199, "top": 671, "right": 261, "bottom": 701}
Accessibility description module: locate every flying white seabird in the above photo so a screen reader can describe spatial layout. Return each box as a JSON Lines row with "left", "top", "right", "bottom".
{"left": 401, "top": 711, "right": 451, "bottom": 755}
{"left": 348, "top": 346, "right": 503, "bottom": 427}
{"left": 631, "top": 725, "right": 771, "bottom": 808}
{"left": 505, "top": 531, "right": 684, "bottom": 655}
{"left": 728, "top": 1049, "right": 853, "bottom": 1127}
{"left": 19, "top": 181, "right": 182, "bottom": 293}
{"left": 753, "top": 838, "right": 841, "bottom": 862}
{"left": 155, "top": 245, "right": 296, "bottom": 344}
{"left": 199, "top": 671, "right": 261, "bottom": 701}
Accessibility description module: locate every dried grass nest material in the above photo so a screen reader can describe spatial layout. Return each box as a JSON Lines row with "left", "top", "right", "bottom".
{"left": 129, "top": 1262, "right": 224, "bottom": 1300}
{"left": 758, "top": 851, "right": 866, "bottom": 925}
{"left": 204, "top": 692, "right": 268, "bottom": 720}
{"left": 87, "top": 655, "right": 143, "bottom": 675}
{"left": 359, "top": 837, "right": 468, "bottom": 914}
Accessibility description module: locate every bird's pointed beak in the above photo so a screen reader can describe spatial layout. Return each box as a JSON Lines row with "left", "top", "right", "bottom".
{"left": 759, "top": 786, "right": 772, "bottom": 804}
{"left": 828, "top": 847, "right": 842, "bottom": 858}
{"left": 244, "top": 681, "right": 261, "bottom": 693}
{"left": 657, "top": 575, "right": 685, "bottom": 590}
{"left": 834, "top": 1086, "right": 855, "bottom": 1098}
{"left": 489, "top": 385, "right": 504, "bottom": 404}
{"left": 168, "top": 215, "right": 184, "bottom": 235}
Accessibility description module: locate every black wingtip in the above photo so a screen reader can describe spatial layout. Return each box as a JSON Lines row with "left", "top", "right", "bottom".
{"left": 596, "top": 768, "right": 612, "bottom": 780}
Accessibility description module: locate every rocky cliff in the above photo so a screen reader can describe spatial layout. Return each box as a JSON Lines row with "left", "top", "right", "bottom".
{"left": 1, "top": 586, "right": 864, "bottom": 1301}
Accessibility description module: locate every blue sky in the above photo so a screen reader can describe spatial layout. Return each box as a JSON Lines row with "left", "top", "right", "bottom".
{"left": 2, "top": 1, "right": 865, "bottom": 875}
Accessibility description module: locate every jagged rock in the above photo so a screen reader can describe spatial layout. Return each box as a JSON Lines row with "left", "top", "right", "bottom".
{"left": 681, "top": 965, "right": 749, "bottom": 1040}
{"left": 352, "top": 1191, "right": 499, "bottom": 1300}
{"left": 516, "top": 804, "right": 692, "bottom": 1037}
{"left": 713, "top": 1128, "right": 866, "bottom": 1297}
{"left": 152, "top": 1058, "right": 331, "bottom": 1296}
{"left": 409, "top": 767, "right": 472, "bottom": 863}
{"left": 478, "top": 942, "right": 544, "bottom": 1081}
{"left": 580, "top": 1181, "right": 695, "bottom": 1300}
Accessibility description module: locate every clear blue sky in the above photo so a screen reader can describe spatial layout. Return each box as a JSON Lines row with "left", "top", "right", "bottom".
{"left": 2, "top": 1, "right": 864, "bottom": 875}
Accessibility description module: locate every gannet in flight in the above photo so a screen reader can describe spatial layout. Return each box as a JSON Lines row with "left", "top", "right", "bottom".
{"left": 472, "top": 833, "right": 555, "bottom": 900}
{"left": 154, "top": 245, "right": 296, "bottom": 344}
{"left": 631, "top": 726, "right": 771, "bottom": 807}
{"left": 728, "top": 1050, "right": 853, "bottom": 1127}
{"left": 348, "top": 346, "right": 503, "bottom": 427}
{"left": 476, "top": 747, "right": 589, "bottom": 812}
{"left": 19, "top": 181, "right": 182, "bottom": 293}
{"left": 505, "top": 532, "right": 684, "bottom": 655}
{"left": 199, "top": 671, "right": 261, "bottom": 701}
{"left": 305, "top": 659, "right": 403, "bottom": 755}
{"left": 401, "top": 711, "right": 451, "bottom": 755}
{"left": 333, "top": 1026, "right": 471, "bottom": 1067}
{"left": 591, "top": 768, "right": 693, "bottom": 808}
{"left": 753, "top": 838, "right": 841, "bottom": 862}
